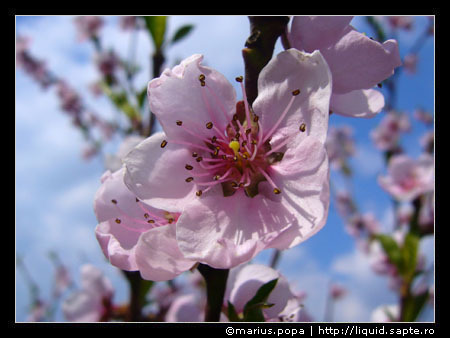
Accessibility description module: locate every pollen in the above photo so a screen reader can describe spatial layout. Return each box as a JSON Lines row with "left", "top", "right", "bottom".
{"left": 115, "top": 218, "right": 121, "bottom": 224}
{"left": 299, "top": 123, "right": 306, "bottom": 132}
{"left": 229, "top": 140, "right": 240, "bottom": 153}
{"left": 273, "top": 188, "right": 282, "bottom": 195}
{"left": 206, "top": 122, "right": 213, "bottom": 129}
{"left": 160, "top": 140, "right": 168, "bottom": 148}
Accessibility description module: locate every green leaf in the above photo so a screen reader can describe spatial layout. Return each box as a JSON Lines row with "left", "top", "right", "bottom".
{"left": 170, "top": 24, "right": 194, "bottom": 44}
{"left": 242, "top": 278, "right": 278, "bottom": 322}
{"left": 375, "top": 234, "right": 402, "bottom": 269}
{"left": 400, "top": 233, "right": 420, "bottom": 280}
{"left": 142, "top": 16, "right": 167, "bottom": 51}
{"left": 402, "top": 290, "right": 430, "bottom": 322}
{"left": 227, "top": 301, "right": 242, "bottom": 322}
{"left": 136, "top": 86, "right": 148, "bottom": 109}
{"left": 139, "top": 280, "right": 154, "bottom": 307}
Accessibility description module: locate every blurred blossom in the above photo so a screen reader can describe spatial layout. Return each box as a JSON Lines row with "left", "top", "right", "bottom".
{"left": 53, "top": 264, "right": 72, "bottom": 298}
{"left": 82, "top": 144, "right": 99, "bottom": 160}
{"left": 165, "top": 293, "right": 205, "bottom": 322}
{"left": 386, "top": 16, "right": 414, "bottom": 30}
{"left": 396, "top": 203, "right": 414, "bottom": 226}
{"left": 325, "top": 126, "right": 355, "bottom": 170}
{"left": 224, "top": 264, "right": 303, "bottom": 322}
{"left": 62, "top": 264, "right": 114, "bottom": 322}
{"left": 119, "top": 16, "right": 138, "bottom": 30}
{"left": 370, "top": 111, "right": 411, "bottom": 151}
{"left": 378, "top": 154, "right": 434, "bottom": 202}
{"left": 104, "top": 135, "right": 145, "bottom": 173}
{"left": 414, "top": 108, "right": 434, "bottom": 126}
{"left": 403, "top": 54, "right": 418, "bottom": 74}
{"left": 329, "top": 283, "right": 347, "bottom": 300}
{"left": 27, "top": 300, "right": 48, "bottom": 322}
{"left": 420, "top": 131, "right": 434, "bottom": 154}
{"left": 16, "top": 36, "right": 53, "bottom": 89}
{"left": 55, "top": 80, "right": 83, "bottom": 117}
{"left": 89, "top": 81, "right": 103, "bottom": 97}
{"left": 288, "top": 16, "right": 401, "bottom": 118}
{"left": 335, "top": 190, "right": 355, "bottom": 218}
{"left": 95, "top": 50, "right": 120, "bottom": 77}
{"left": 371, "top": 304, "right": 399, "bottom": 322}
{"left": 419, "top": 192, "right": 434, "bottom": 228}
{"left": 345, "top": 213, "right": 381, "bottom": 238}
{"left": 74, "top": 16, "right": 104, "bottom": 41}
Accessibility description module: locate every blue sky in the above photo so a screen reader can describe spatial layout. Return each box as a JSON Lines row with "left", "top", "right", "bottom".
{"left": 15, "top": 15, "right": 434, "bottom": 322}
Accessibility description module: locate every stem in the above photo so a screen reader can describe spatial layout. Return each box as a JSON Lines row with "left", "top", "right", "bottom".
{"left": 269, "top": 249, "right": 281, "bottom": 269}
{"left": 242, "top": 16, "right": 290, "bottom": 106}
{"left": 197, "top": 263, "right": 229, "bottom": 322}
{"left": 122, "top": 270, "right": 144, "bottom": 321}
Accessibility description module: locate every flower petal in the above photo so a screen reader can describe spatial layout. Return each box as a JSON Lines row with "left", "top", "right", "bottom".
{"left": 134, "top": 223, "right": 195, "bottom": 281}
{"left": 253, "top": 49, "right": 332, "bottom": 145}
{"left": 263, "top": 136, "right": 330, "bottom": 250}
{"left": 321, "top": 27, "right": 402, "bottom": 94}
{"left": 123, "top": 132, "right": 199, "bottom": 212}
{"left": 176, "top": 187, "right": 297, "bottom": 269}
{"left": 148, "top": 54, "right": 236, "bottom": 145}
{"left": 289, "top": 16, "right": 354, "bottom": 52}
{"left": 330, "top": 89, "right": 385, "bottom": 118}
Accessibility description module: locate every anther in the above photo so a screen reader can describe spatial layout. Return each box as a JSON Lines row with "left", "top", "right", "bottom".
{"left": 168, "top": 218, "right": 174, "bottom": 224}
{"left": 233, "top": 156, "right": 238, "bottom": 162}
{"left": 273, "top": 188, "right": 282, "bottom": 195}
{"left": 185, "top": 164, "right": 194, "bottom": 170}
{"left": 235, "top": 76, "right": 243, "bottom": 83}
{"left": 192, "top": 152, "right": 198, "bottom": 157}
{"left": 233, "top": 114, "right": 239, "bottom": 121}
{"left": 292, "top": 89, "right": 301, "bottom": 96}
{"left": 206, "top": 122, "right": 213, "bottom": 129}
{"left": 241, "top": 140, "right": 248, "bottom": 147}
{"left": 147, "top": 219, "right": 155, "bottom": 224}
{"left": 222, "top": 155, "right": 227, "bottom": 160}
{"left": 176, "top": 120, "right": 183, "bottom": 126}
{"left": 251, "top": 139, "right": 257, "bottom": 145}
{"left": 185, "top": 177, "right": 194, "bottom": 182}
{"left": 144, "top": 213, "right": 149, "bottom": 218}
{"left": 115, "top": 218, "right": 121, "bottom": 224}
{"left": 213, "top": 175, "right": 221, "bottom": 181}
{"left": 196, "top": 190, "right": 203, "bottom": 197}
{"left": 242, "top": 153, "right": 248, "bottom": 160}
{"left": 377, "top": 83, "right": 383, "bottom": 88}
{"left": 231, "top": 182, "right": 238, "bottom": 188}
{"left": 213, "top": 149, "right": 219, "bottom": 156}
{"left": 196, "top": 157, "right": 203, "bottom": 162}
{"left": 299, "top": 123, "right": 306, "bottom": 132}
{"left": 211, "top": 136, "right": 217, "bottom": 143}
{"left": 160, "top": 140, "right": 168, "bottom": 148}
{"left": 199, "top": 74, "right": 206, "bottom": 81}
{"left": 245, "top": 128, "right": 252, "bottom": 135}
{"left": 111, "top": 199, "right": 117, "bottom": 204}
{"left": 235, "top": 132, "right": 240, "bottom": 139}
{"left": 238, "top": 183, "right": 244, "bottom": 188}
{"left": 253, "top": 115, "right": 259, "bottom": 123}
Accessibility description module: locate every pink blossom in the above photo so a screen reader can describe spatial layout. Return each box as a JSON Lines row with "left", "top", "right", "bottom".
{"left": 288, "top": 16, "right": 401, "bottom": 118}
{"left": 94, "top": 167, "right": 195, "bottom": 281}
{"left": 53, "top": 264, "right": 72, "bottom": 298}
{"left": 74, "top": 16, "right": 103, "bottom": 41}
{"left": 378, "top": 154, "right": 434, "bottom": 202}
{"left": 335, "top": 190, "right": 356, "bottom": 218}
{"left": 224, "top": 264, "right": 303, "bottom": 322}
{"left": 62, "top": 264, "right": 113, "bottom": 322}
{"left": 124, "top": 50, "right": 332, "bottom": 269}
{"left": 370, "top": 111, "right": 411, "bottom": 151}
{"left": 165, "top": 293, "right": 205, "bottom": 322}
{"left": 414, "top": 108, "right": 434, "bottom": 126}
{"left": 55, "top": 80, "right": 83, "bottom": 116}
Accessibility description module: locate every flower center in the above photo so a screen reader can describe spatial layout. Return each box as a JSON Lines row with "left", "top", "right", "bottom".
{"left": 161, "top": 74, "right": 306, "bottom": 198}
